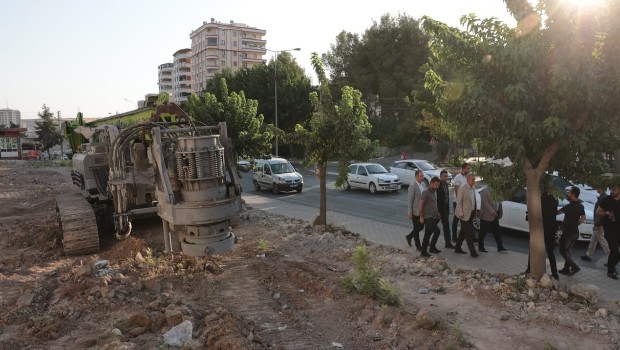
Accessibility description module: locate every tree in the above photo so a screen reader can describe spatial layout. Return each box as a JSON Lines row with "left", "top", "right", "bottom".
{"left": 203, "top": 54, "right": 314, "bottom": 158}
{"left": 295, "top": 53, "right": 377, "bottom": 225}
{"left": 186, "top": 79, "right": 274, "bottom": 162}
{"left": 34, "top": 104, "right": 62, "bottom": 155}
{"left": 420, "top": 0, "right": 620, "bottom": 278}
{"left": 322, "top": 14, "right": 431, "bottom": 148}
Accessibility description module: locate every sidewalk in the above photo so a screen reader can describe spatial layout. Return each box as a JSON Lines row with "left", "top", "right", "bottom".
{"left": 242, "top": 193, "right": 620, "bottom": 303}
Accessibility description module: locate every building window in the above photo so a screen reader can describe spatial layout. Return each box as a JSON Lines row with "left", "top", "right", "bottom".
{"left": 233, "top": 31, "right": 237, "bottom": 36}
{"left": 221, "top": 60, "right": 225, "bottom": 66}
{"left": 233, "top": 62, "right": 238, "bottom": 67}
{"left": 207, "top": 38, "right": 217, "bottom": 46}
{"left": 220, "top": 40, "right": 225, "bottom": 45}
{"left": 221, "top": 29, "right": 226, "bottom": 35}
{"left": 221, "top": 51, "right": 226, "bottom": 58}
{"left": 233, "top": 41, "right": 237, "bottom": 46}
{"left": 243, "top": 63, "right": 247, "bottom": 68}
{"left": 233, "top": 52, "right": 237, "bottom": 57}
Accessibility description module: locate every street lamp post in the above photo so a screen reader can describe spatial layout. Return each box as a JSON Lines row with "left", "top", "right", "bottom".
{"left": 270, "top": 47, "right": 300, "bottom": 157}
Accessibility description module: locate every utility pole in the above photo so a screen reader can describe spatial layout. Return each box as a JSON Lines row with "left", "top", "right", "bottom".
{"left": 58, "top": 111, "right": 64, "bottom": 160}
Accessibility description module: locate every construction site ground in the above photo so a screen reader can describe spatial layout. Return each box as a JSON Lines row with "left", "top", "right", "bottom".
{"left": 1, "top": 160, "right": 620, "bottom": 349}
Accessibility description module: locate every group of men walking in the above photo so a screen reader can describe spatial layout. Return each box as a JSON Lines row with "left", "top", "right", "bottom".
{"left": 405, "top": 162, "right": 620, "bottom": 281}
{"left": 406, "top": 163, "right": 507, "bottom": 259}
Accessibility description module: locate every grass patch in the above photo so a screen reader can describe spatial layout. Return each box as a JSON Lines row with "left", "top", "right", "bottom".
{"left": 342, "top": 245, "right": 401, "bottom": 306}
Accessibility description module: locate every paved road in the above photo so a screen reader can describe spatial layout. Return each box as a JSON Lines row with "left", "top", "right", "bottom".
{"left": 239, "top": 164, "right": 620, "bottom": 302}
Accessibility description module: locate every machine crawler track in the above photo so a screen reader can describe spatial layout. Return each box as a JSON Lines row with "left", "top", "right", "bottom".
{"left": 56, "top": 193, "right": 100, "bottom": 255}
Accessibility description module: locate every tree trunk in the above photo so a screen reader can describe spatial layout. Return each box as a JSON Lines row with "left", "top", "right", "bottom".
{"left": 525, "top": 172, "right": 546, "bottom": 278}
{"left": 317, "top": 162, "right": 328, "bottom": 226}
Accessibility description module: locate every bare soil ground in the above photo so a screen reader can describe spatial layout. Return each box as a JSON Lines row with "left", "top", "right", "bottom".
{"left": 1, "top": 161, "right": 620, "bottom": 349}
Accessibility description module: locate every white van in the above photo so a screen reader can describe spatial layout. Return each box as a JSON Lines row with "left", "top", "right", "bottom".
{"left": 253, "top": 157, "right": 303, "bottom": 193}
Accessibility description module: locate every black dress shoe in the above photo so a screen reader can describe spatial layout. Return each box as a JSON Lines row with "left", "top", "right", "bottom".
{"left": 416, "top": 246, "right": 422, "bottom": 252}
{"left": 406, "top": 236, "right": 412, "bottom": 247}
{"left": 479, "top": 248, "right": 488, "bottom": 253}
{"left": 608, "top": 272, "right": 619, "bottom": 280}
{"left": 551, "top": 273, "right": 559, "bottom": 280}
{"left": 558, "top": 269, "right": 571, "bottom": 275}
{"left": 429, "top": 247, "right": 441, "bottom": 254}
{"left": 445, "top": 244, "right": 456, "bottom": 249}
{"left": 471, "top": 253, "right": 479, "bottom": 258}
{"left": 454, "top": 249, "right": 467, "bottom": 254}
{"left": 570, "top": 266, "right": 581, "bottom": 275}
{"left": 498, "top": 248, "right": 509, "bottom": 252}
{"left": 420, "top": 251, "right": 431, "bottom": 258}
{"left": 580, "top": 255, "right": 592, "bottom": 262}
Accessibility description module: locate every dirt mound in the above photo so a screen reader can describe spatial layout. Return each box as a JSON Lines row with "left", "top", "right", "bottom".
{"left": 1, "top": 161, "right": 620, "bottom": 349}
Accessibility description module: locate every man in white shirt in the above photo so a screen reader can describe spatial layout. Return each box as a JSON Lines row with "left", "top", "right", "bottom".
{"left": 406, "top": 170, "right": 425, "bottom": 250}
{"left": 454, "top": 173, "right": 479, "bottom": 257}
{"left": 451, "top": 163, "right": 470, "bottom": 243}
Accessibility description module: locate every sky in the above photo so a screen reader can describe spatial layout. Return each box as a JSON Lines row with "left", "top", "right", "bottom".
{"left": 1, "top": 0, "right": 516, "bottom": 120}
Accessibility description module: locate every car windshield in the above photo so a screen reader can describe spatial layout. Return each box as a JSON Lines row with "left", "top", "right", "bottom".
{"left": 271, "top": 162, "right": 295, "bottom": 174}
{"left": 366, "top": 164, "right": 388, "bottom": 174}
{"left": 414, "top": 160, "right": 437, "bottom": 171}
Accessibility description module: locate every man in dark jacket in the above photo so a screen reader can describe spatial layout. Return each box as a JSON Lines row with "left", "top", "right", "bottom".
{"left": 557, "top": 186, "right": 586, "bottom": 276}
{"left": 437, "top": 170, "right": 455, "bottom": 249}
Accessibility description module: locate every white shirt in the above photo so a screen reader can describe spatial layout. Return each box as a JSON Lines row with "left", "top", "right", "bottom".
{"left": 452, "top": 172, "right": 467, "bottom": 203}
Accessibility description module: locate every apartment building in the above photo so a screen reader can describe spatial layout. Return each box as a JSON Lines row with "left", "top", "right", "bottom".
{"left": 157, "top": 63, "right": 174, "bottom": 97}
{"left": 0, "top": 108, "right": 21, "bottom": 127}
{"left": 172, "top": 49, "right": 192, "bottom": 103}
{"left": 190, "top": 19, "right": 267, "bottom": 93}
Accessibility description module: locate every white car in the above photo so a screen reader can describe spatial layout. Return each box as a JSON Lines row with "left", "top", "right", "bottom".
{"left": 345, "top": 163, "right": 401, "bottom": 194}
{"left": 477, "top": 182, "right": 593, "bottom": 242}
{"left": 388, "top": 159, "right": 452, "bottom": 187}
{"left": 237, "top": 159, "right": 252, "bottom": 172}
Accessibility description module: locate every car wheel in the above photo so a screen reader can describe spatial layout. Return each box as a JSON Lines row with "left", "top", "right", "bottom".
{"left": 423, "top": 178, "right": 429, "bottom": 188}
{"left": 344, "top": 180, "right": 351, "bottom": 190}
{"left": 472, "top": 210, "right": 481, "bottom": 231}
{"left": 272, "top": 183, "right": 279, "bottom": 194}
{"left": 369, "top": 183, "right": 377, "bottom": 194}
{"left": 296, "top": 188, "right": 302, "bottom": 193}
{"left": 555, "top": 226, "right": 563, "bottom": 244}
{"left": 253, "top": 180, "right": 261, "bottom": 191}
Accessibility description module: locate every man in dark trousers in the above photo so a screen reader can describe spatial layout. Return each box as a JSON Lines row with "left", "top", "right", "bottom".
{"left": 558, "top": 186, "right": 586, "bottom": 276}
{"left": 526, "top": 185, "right": 559, "bottom": 280}
{"left": 406, "top": 170, "right": 425, "bottom": 250}
{"left": 454, "top": 173, "right": 479, "bottom": 257}
{"left": 598, "top": 185, "right": 620, "bottom": 279}
{"left": 437, "top": 170, "right": 455, "bottom": 249}
{"left": 419, "top": 177, "right": 442, "bottom": 257}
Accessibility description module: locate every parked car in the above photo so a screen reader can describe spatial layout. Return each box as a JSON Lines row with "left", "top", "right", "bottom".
{"left": 237, "top": 159, "right": 252, "bottom": 172}
{"left": 253, "top": 157, "right": 303, "bottom": 193}
{"left": 388, "top": 159, "right": 452, "bottom": 187}
{"left": 344, "top": 163, "right": 401, "bottom": 194}
{"left": 476, "top": 180, "right": 593, "bottom": 242}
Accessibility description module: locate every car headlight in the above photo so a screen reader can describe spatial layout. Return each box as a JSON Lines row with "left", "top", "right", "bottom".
{"left": 275, "top": 176, "right": 285, "bottom": 183}
{"left": 378, "top": 178, "right": 388, "bottom": 183}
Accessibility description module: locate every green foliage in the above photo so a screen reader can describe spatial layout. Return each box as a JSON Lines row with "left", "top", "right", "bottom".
{"left": 34, "top": 105, "right": 63, "bottom": 154}
{"left": 187, "top": 79, "right": 274, "bottom": 161}
{"left": 342, "top": 245, "right": 401, "bottom": 306}
{"left": 297, "top": 53, "right": 377, "bottom": 184}
{"left": 258, "top": 239, "right": 269, "bottom": 251}
{"left": 323, "top": 14, "right": 431, "bottom": 146}
{"left": 202, "top": 55, "right": 314, "bottom": 158}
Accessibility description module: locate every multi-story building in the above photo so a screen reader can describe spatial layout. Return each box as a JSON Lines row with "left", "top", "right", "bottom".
{"left": 190, "top": 19, "right": 267, "bottom": 93}
{"left": 172, "top": 49, "right": 192, "bottom": 103}
{"left": 0, "top": 108, "right": 21, "bottom": 127}
{"left": 158, "top": 63, "right": 174, "bottom": 97}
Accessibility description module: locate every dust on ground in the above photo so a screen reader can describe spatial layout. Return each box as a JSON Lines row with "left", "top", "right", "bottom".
{"left": 1, "top": 160, "right": 619, "bottom": 349}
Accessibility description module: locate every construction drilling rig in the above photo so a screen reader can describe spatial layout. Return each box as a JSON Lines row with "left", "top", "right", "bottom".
{"left": 57, "top": 98, "right": 242, "bottom": 256}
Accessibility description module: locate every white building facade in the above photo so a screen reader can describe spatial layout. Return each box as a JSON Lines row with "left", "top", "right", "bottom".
{"left": 190, "top": 19, "right": 267, "bottom": 93}
{"left": 0, "top": 108, "right": 21, "bottom": 127}
{"left": 158, "top": 63, "right": 174, "bottom": 97}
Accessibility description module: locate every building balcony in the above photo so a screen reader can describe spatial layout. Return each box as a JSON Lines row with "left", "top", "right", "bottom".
{"left": 242, "top": 45, "right": 267, "bottom": 53}
{"left": 242, "top": 56, "right": 264, "bottom": 63}
{"left": 206, "top": 65, "right": 219, "bottom": 71}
